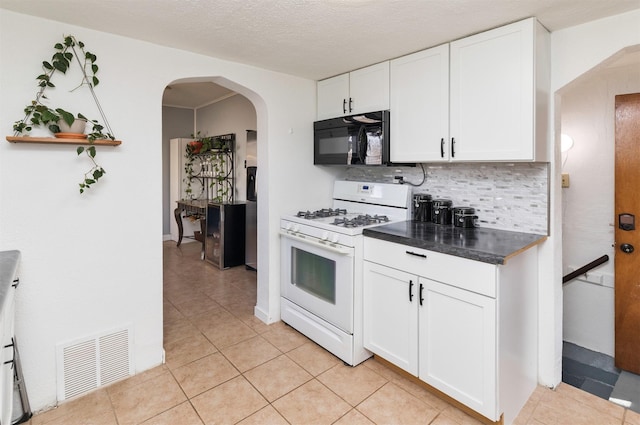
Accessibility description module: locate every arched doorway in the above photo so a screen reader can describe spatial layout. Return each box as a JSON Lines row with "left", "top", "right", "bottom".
{"left": 161, "top": 77, "right": 267, "bottom": 321}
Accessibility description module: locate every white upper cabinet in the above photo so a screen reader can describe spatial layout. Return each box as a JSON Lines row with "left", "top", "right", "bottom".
{"left": 390, "top": 44, "right": 450, "bottom": 162}
{"left": 317, "top": 62, "right": 390, "bottom": 120}
{"left": 349, "top": 62, "right": 390, "bottom": 116}
{"left": 317, "top": 73, "right": 349, "bottom": 120}
{"left": 449, "top": 18, "right": 549, "bottom": 161}
{"left": 318, "top": 18, "right": 549, "bottom": 161}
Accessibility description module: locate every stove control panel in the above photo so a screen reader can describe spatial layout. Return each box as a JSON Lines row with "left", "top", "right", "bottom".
{"left": 284, "top": 222, "right": 300, "bottom": 233}
{"left": 280, "top": 219, "right": 352, "bottom": 247}
{"left": 357, "top": 184, "right": 373, "bottom": 194}
{"left": 321, "top": 231, "right": 340, "bottom": 243}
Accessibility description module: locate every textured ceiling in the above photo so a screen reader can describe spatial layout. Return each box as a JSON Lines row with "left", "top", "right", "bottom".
{"left": 163, "top": 83, "right": 235, "bottom": 109}
{"left": 2, "top": 0, "right": 639, "bottom": 108}
{"left": 2, "top": 0, "right": 639, "bottom": 81}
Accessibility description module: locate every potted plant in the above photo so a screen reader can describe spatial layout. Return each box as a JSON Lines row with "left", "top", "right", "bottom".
{"left": 15, "top": 104, "right": 111, "bottom": 139}
{"left": 12, "top": 35, "right": 115, "bottom": 193}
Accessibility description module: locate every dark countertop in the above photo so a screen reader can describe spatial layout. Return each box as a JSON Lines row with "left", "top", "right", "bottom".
{"left": 363, "top": 221, "right": 546, "bottom": 265}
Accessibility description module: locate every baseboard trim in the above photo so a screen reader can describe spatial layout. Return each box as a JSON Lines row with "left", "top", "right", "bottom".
{"left": 254, "top": 305, "right": 277, "bottom": 324}
{"left": 372, "top": 355, "right": 502, "bottom": 425}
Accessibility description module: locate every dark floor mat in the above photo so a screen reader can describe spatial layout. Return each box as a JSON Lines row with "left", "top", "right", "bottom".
{"left": 562, "top": 341, "right": 620, "bottom": 401}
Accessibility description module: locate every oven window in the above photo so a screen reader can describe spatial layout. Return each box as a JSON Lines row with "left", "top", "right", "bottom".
{"left": 291, "top": 247, "right": 336, "bottom": 304}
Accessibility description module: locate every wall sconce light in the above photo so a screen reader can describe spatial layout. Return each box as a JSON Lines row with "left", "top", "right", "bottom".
{"left": 561, "top": 134, "right": 574, "bottom": 153}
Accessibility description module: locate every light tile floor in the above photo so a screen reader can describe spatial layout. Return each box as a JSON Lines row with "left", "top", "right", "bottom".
{"left": 24, "top": 241, "right": 640, "bottom": 425}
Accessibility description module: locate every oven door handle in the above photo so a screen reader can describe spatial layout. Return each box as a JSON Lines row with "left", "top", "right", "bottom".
{"left": 280, "top": 231, "right": 354, "bottom": 256}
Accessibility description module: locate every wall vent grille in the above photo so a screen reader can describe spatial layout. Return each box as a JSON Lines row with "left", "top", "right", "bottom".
{"left": 57, "top": 325, "right": 133, "bottom": 401}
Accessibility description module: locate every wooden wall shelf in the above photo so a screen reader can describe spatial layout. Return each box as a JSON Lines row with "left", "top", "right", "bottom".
{"left": 6, "top": 136, "right": 122, "bottom": 146}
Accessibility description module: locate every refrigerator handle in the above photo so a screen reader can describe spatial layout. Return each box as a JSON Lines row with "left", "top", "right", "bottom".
{"left": 247, "top": 166, "right": 258, "bottom": 201}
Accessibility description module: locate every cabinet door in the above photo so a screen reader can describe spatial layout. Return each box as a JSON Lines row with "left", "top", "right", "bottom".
{"left": 317, "top": 73, "right": 350, "bottom": 120}
{"left": 0, "top": 286, "right": 16, "bottom": 425}
{"left": 0, "top": 307, "right": 7, "bottom": 425}
{"left": 390, "top": 45, "right": 450, "bottom": 162}
{"left": 349, "top": 62, "right": 390, "bottom": 115}
{"left": 419, "top": 278, "right": 498, "bottom": 421}
{"left": 363, "top": 261, "right": 418, "bottom": 375}
{"left": 450, "top": 18, "right": 535, "bottom": 161}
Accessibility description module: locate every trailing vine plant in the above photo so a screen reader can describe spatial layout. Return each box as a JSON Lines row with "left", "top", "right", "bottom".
{"left": 12, "top": 35, "right": 116, "bottom": 194}
{"left": 183, "top": 133, "right": 234, "bottom": 202}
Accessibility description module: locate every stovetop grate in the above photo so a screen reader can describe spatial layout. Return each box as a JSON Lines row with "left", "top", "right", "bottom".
{"left": 296, "top": 208, "right": 348, "bottom": 219}
{"left": 332, "top": 214, "right": 390, "bottom": 228}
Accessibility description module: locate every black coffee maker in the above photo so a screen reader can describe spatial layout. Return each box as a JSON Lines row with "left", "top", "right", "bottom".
{"left": 413, "top": 194, "right": 432, "bottom": 222}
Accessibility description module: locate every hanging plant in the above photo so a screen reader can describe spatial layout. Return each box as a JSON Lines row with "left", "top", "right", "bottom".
{"left": 12, "top": 35, "right": 116, "bottom": 194}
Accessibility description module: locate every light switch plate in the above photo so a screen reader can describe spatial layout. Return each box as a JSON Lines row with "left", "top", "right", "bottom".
{"left": 562, "top": 173, "right": 570, "bottom": 188}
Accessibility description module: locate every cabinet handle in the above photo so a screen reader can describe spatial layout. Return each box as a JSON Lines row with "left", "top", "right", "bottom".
{"left": 440, "top": 138, "right": 445, "bottom": 158}
{"left": 343, "top": 99, "right": 347, "bottom": 114}
{"left": 349, "top": 97, "right": 353, "bottom": 113}
{"left": 4, "top": 337, "right": 15, "bottom": 349}
{"left": 451, "top": 137, "right": 456, "bottom": 158}
{"left": 12, "top": 277, "right": 19, "bottom": 288}
{"left": 409, "top": 280, "right": 414, "bottom": 302}
{"left": 419, "top": 283, "right": 424, "bottom": 306}
{"left": 405, "top": 250, "right": 426, "bottom": 258}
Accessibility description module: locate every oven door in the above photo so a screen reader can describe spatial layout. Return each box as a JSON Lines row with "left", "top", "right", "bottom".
{"left": 280, "top": 230, "right": 354, "bottom": 333}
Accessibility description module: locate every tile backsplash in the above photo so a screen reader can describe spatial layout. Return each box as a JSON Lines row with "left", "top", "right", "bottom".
{"left": 343, "top": 162, "right": 549, "bottom": 235}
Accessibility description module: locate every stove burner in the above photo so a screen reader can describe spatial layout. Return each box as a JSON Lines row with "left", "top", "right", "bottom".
{"left": 332, "top": 214, "right": 390, "bottom": 228}
{"left": 317, "top": 208, "right": 348, "bottom": 218}
{"left": 297, "top": 208, "right": 348, "bottom": 219}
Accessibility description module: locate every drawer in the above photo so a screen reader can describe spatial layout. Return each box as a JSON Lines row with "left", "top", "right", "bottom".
{"left": 364, "top": 237, "right": 497, "bottom": 297}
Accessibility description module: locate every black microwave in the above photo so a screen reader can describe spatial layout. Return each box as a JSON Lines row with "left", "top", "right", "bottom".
{"left": 314, "top": 110, "right": 390, "bottom": 165}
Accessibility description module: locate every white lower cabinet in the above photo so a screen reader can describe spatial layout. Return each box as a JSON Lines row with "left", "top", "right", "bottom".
{"left": 363, "top": 237, "right": 538, "bottom": 424}
{"left": 0, "top": 295, "right": 13, "bottom": 425}
{"left": 419, "top": 278, "right": 496, "bottom": 419}
{"left": 0, "top": 263, "right": 18, "bottom": 425}
{"left": 363, "top": 262, "right": 418, "bottom": 375}
{"left": 390, "top": 44, "right": 450, "bottom": 162}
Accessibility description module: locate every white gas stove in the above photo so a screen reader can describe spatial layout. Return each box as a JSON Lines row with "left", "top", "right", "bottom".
{"left": 281, "top": 180, "right": 412, "bottom": 243}
{"left": 280, "top": 181, "right": 411, "bottom": 365}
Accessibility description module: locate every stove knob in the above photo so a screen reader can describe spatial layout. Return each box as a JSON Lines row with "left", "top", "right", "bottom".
{"left": 330, "top": 233, "right": 340, "bottom": 243}
{"left": 292, "top": 224, "right": 300, "bottom": 233}
{"left": 321, "top": 231, "right": 329, "bottom": 241}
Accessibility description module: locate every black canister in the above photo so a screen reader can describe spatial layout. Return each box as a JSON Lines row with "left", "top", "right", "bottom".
{"left": 413, "top": 194, "right": 432, "bottom": 222}
{"left": 453, "top": 207, "right": 478, "bottom": 228}
{"left": 432, "top": 199, "right": 452, "bottom": 225}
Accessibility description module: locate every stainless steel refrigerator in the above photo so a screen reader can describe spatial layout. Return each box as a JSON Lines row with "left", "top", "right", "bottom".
{"left": 245, "top": 130, "right": 257, "bottom": 270}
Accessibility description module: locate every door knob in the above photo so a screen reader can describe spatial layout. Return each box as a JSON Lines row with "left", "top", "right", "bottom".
{"left": 621, "top": 243, "right": 634, "bottom": 254}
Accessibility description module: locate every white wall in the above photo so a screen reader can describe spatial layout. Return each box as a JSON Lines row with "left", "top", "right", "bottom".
{"left": 561, "top": 63, "right": 640, "bottom": 356}
{"left": 542, "top": 9, "right": 640, "bottom": 386}
{"left": 0, "top": 9, "right": 339, "bottom": 411}
{"left": 162, "top": 106, "right": 194, "bottom": 236}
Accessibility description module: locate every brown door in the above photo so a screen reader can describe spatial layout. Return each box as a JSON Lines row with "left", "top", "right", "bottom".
{"left": 615, "top": 92, "right": 640, "bottom": 373}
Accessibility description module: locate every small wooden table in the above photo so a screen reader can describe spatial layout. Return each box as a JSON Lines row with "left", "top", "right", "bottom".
{"left": 174, "top": 199, "right": 207, "bottom": 259}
